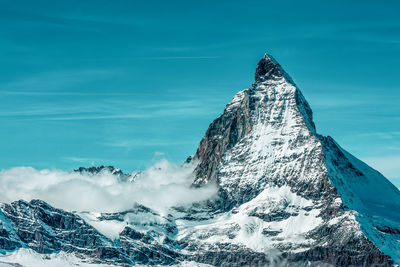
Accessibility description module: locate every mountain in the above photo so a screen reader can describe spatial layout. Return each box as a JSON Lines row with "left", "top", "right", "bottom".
{"left": 74, "top": 165, "right": 139, "bottom": 182}
{"left": 1, "top": 54, "right": 400, "bottom": 266}
{"left": 188, "top": 54, "right": 400, "bottom": 265}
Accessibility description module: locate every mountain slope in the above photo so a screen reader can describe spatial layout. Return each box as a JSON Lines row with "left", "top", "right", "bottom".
{"left": 1, "top": 54, "right": 399, "bottom": 266}
{"left": 188, "top": 54, "right": 400, "bottom": 265}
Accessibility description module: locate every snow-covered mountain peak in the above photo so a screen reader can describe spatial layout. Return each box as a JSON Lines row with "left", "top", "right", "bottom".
{"left": 193, "top": 54, "right": 316, "bottom": 186}
{"left": 254, "top": 53, "right": 295, "bottom": 85}
{"left": 190, "top": 53, "right": 400, "bottom": 265}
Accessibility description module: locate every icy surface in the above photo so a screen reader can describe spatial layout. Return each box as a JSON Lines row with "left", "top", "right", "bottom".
{"left": 0, "top": 248, "right": 117, "bottom": 267}
{"left": 322, "top": 138, "right": 400, "bottom": 262}
{"left": 78, "top": 212, "right": 126, "bottom": 240}
{"left": 176, "top": 185, "right": 322, "bottom": 254}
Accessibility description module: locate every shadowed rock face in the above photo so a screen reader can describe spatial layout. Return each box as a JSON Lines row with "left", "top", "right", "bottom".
{"left": 193, "top": 54, "right": 288, "bottom": 186}
{"left": 192, "top": 89, "right": 252, "bottom": 186}
{"left": 0, "top": 200, "right": 180, "bottom": 266}
{"left": 255, "top": 54, "right": 285, "bottom": 82}
{"left": 0, "top": 54, "right": 399, "bottom": 266}
{"left": 193, "top": 54, "right": 318, "bottom": 188}
{"left": 0, "top": 200, "right": 132, "bottom": 265}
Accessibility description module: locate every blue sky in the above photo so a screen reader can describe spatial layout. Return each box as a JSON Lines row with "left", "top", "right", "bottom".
{"left": 1, "top": 0, "right": 399, "bottom": 186}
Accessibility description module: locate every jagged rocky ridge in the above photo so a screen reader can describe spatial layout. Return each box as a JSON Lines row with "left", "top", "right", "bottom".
{"left": 74, "top": 165, "right": 140, "bottom": 183}
{"left": 1, "top": 54, "right": 400, "bottom": 266}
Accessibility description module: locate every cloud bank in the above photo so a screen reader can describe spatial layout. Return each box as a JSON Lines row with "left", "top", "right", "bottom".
{"left": 0, "top": 159, "right": 217, "bottom": 213}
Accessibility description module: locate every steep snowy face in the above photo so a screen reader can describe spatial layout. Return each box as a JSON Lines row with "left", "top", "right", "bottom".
{"left": 194, "top": 54, "right": 334, "bottom": 207}
{"left": 321, "top": 137, "right": 400, "bottom": 262}
{"left": 187, "top": 54, "right": 398, "bottom": 265}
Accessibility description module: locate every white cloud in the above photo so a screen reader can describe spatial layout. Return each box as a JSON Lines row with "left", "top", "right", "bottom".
{"left": 0, "top": 159, "right": 217, "bottom": 213}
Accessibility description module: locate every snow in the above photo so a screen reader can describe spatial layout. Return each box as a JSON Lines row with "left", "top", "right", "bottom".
{"left": 78, "top": 212, "right": 126, "bottom": 240}
{"left": 175, "top": 64, "right": 400, "bottom": 263}
{"left": 323, "top": 140, "right": 400, "bottom": 263}
{"left": 217, "top": 74, "right": 326, "bottom": 208}
{"left": 0, "top": 249, "right": 117, "bottom": 267}
{"left": 176, "top": 185, "right": 322, "bottom": 254}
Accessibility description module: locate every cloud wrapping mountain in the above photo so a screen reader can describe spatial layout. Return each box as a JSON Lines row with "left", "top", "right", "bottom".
{"left": 0, "top": 159, "right": 217, "bottom": 213}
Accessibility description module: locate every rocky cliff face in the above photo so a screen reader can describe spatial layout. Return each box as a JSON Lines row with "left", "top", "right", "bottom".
{"left": 0, "top": 199, "right": 132, "bottom": 265}
{"left": 0, "top": 200, "right": 182, "bottom": 266}
{"left": 74, "top": 165, "right": 137, "bottom": 182}
{"left": 185, "top": 54, "right": 399, "bottom": 266}
{"left": 1, "top": 54, "right": 399, "bottom": 266}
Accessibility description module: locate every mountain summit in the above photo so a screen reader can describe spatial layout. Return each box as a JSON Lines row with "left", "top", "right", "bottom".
{"left": 190, "top": 53, "right": 400, "bottom": 265}
{"left": 1, "top": 54, "right": 399, "bottom": 266}
{"left": 193, "top": 53, "right": 316, "bottom": 187}
{"left": 255, "top": 54, "right": 292, "bottom": 83}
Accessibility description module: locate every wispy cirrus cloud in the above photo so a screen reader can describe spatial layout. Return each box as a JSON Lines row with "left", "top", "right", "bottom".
{"left": 106, "top": 139, "right": 197, "bottom": 148}
{"left": 0, "top": 69, "right": 115, "bottom": 92}
{"left": 0, "top": 95, "right": 222, "bottom": 121}
{"left": 0, "top": 91, "right": 133, "bottom": 96}
{"left": 63, "top": 157, "right": 100, "bottom": 163}
{"left": 143, "top": 56, "right": 220, "bottom": 60}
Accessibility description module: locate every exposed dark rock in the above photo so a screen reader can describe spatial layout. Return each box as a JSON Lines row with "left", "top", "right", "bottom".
{"left": 0, "top": 200, "right": 132, "bottom": 265}
{"left": 74, "top": 165, "right": 124, "bottom": 176}
{"left": 255, "top": 54, "right": 286, "bottom": 82}
{"left": 192, "top": 89, "right": 252, "bottom": 186}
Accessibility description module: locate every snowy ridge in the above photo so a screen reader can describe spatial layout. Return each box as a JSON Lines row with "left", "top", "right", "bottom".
{"left": 176, "top": 185, "right": 323, "bottom": 254}
{"left": 321, "top": 137, "right": 400, "bottom": 262}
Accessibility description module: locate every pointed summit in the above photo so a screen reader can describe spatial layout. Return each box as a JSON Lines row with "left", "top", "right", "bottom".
{"left": 190, "top": 53, "right": 400, "bottom": 265}
{"left": 255, "top": 53, "right": 294, "bottom": 85}
{"left": 193, "top": 54, "right": 314, "bottom": 186}
{"left": 255, "top": 54, "right": 282, "bottom": 82}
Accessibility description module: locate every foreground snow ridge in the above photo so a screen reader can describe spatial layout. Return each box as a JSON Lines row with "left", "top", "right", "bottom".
{"left": 1, "top": 54, "right": 399, "bottom": 266}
